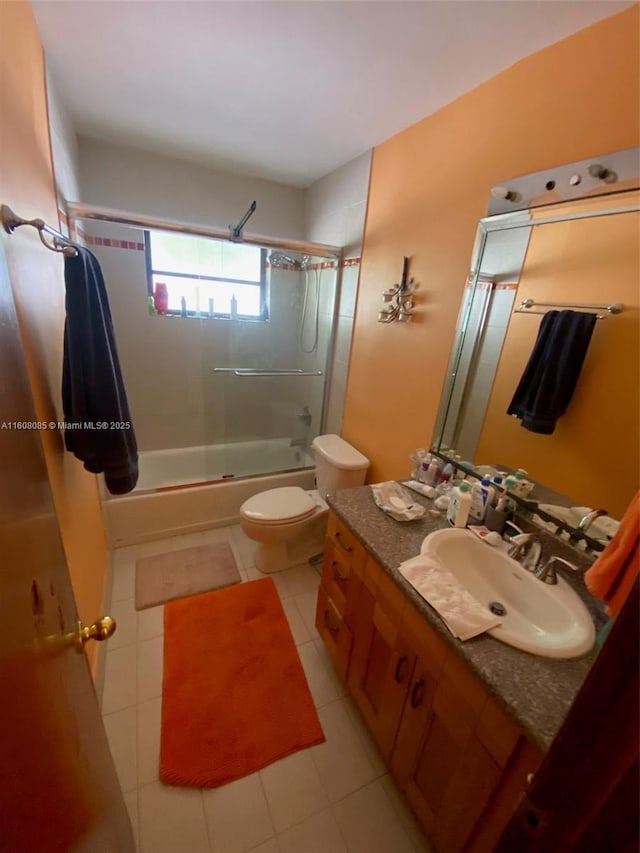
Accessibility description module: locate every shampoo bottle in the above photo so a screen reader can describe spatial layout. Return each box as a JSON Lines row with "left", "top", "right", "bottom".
{"left": 447, "top": 482, "right": 471, "bottom": 527}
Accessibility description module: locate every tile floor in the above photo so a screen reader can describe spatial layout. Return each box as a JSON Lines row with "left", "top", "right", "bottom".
{"left": 103, "top": 525, "right": 432, "bottom": 853}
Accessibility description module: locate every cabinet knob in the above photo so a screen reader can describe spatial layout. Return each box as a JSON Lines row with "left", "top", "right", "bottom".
{"left": 331, "top": 560, "right": 348, "bottom": 582}
{"left": 410, "top": 678, "right": 426, "bottom": 708}
{"left": 394, "top": 655, "right": 409, "bottom": 683}
{"left": 335, "top": 531, "right": 353, "bottom": 553}
{"left": 323, "top": 609, "right": 340, "bottom": 636}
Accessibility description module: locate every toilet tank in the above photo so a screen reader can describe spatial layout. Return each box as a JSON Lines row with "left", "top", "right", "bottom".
{"left": 311, "top": 434, "right": 369, "bottom": 498}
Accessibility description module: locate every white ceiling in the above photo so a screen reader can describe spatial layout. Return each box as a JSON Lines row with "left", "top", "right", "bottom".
{"left": 33, "top": 1, "right": 632, "bottom": 188}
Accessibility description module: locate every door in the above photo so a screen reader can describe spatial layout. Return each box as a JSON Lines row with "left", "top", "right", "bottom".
{"left": 0, "top": 246, "right": 134, "bottom": 852}
{"left": 498, "top": 575, "right": 639, "bottom": 852}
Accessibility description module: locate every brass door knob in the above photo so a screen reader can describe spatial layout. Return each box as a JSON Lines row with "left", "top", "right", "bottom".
{"left": 74, "top": 616, "right": 117, "bottom": 651}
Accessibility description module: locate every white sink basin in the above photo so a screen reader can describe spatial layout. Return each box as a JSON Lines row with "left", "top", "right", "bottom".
{"left": 420, "top": 528, "right": 595, "bottom": 659}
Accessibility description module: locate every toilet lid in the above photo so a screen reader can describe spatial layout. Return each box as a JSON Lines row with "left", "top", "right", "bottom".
{"left": 241, "top": 487, "right": 317, "bottom": 524}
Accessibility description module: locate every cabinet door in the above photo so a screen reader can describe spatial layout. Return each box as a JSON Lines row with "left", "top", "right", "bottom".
{"left": 348, "top": 581, "right": 415, "bottom": 762}
{"left": 394, "top": 655, "right": 521, "bottom": 853}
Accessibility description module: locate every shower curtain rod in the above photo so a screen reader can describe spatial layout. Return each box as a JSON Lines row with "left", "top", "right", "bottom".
{"left": 514, "top": 298, "right": 624, "bottom": 320}
{"left": 66, "top": 202, "right": 343, "bottom": 260}
{"left": 1, "top": 203, "right": 78, "bottom": 257}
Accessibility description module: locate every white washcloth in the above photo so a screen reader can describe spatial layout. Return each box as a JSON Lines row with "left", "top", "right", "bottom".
{"left": 398, "top": 553, "right": 502, "bottom": 641}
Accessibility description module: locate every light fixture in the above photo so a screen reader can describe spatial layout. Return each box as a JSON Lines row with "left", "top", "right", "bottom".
{"left": 378, "top": 256, "right": 416, "bottom": 323}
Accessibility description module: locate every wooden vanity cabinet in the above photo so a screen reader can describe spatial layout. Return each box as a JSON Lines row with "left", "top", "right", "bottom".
{"left": 316, "top": 510, "right": 544, "bottom": 852}
{"left": 314, "top": 513, "right": 366, "bottom": 681}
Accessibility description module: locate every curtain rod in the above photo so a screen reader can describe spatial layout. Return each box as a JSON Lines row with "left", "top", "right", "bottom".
{"left": 66, "top": 202, "right": 343, "bottom": 260}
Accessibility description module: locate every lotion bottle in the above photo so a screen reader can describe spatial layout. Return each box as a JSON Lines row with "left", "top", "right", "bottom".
{"left": 447, "top": 482, "right": 471, "bottom": 527}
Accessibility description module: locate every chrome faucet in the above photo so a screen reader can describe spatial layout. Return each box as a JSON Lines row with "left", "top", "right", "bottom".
{"left": 532, "top": 555, "right": 579, "bottom": 585}
{"left": 568, "top": 508, "right": 608, "bottom": 543}
{"left": 504, "top": 522, "right": 543, "bottom": 571}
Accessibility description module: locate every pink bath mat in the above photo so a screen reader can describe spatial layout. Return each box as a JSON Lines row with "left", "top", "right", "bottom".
{"left": 134, "top": 542, "right": 241, "bottom": 610}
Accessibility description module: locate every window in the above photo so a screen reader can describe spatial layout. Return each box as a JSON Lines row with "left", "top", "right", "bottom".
{"left": 145, "top": 230, "right": 267, "bottom": 319}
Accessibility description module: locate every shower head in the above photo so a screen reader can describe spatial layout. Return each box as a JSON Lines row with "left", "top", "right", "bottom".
{"left": 269, "top": 251, "right": 309, "bottom": 269}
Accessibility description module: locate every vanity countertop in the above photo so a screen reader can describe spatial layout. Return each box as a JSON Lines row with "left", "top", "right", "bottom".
{"left": 327, "top": 485, "right": 605, "bottom": 753}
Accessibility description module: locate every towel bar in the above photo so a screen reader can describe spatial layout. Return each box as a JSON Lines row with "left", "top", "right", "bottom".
{"left": 514, "top": 298, "right": 624, "bottom": 320}
{"left": 1, "top": 204, "right": 78, "bottom": 257}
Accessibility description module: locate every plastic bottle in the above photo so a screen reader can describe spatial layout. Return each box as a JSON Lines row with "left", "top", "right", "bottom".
{"left": 469, "top": 477, "right": 495, "bottom": 523}
{"left": 230, "top": 294, "right": 238, "bottom": 320}
{"left": 447, "top": 482, "right": 472, "bottom": 527}
{"left": 438, "top": 461, "right": 454, "bottom": 485}
{"left": 180, "top": 295, "right": 187, "bottom": 317}
{"left": 147, "top": 295, "right": 156, "bottom": 316}
{"left": 490, "top": 476, "right": 503, "bottom": 505}
{"left": 513, "top": 469, "right": 533, "bottom": 497}
{"left": 425, "top": 456, "right": 442, "bottom": 486}
{"left": 154, "top": 282, "right": 169, "bottom": 314}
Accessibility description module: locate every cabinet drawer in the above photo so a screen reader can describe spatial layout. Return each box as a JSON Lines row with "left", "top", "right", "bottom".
{"left": 321, "top": 541, "right": 351, "bottom": 612}
{"left": 327, "top": 511, "right": 367, "bottom": 577}
{"left": 315, "top": 584, "right": 353, "bottom": 682}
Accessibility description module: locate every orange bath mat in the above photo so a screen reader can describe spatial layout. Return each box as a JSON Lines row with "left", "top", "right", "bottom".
{"left": 160, "top": 578, "right": 325, "bottom": 787}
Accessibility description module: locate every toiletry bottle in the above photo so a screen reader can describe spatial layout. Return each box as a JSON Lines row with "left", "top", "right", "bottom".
{"left": 469, "top": 477, "right": 494, "bottom": 523}
{"left": 180, "top": 295, "right": 187, "bottom": 317}
{"left": 513, "top": 470, "right": 533, "bottom": 497}
{"left": 230, "top": 294, "right": 238, "bottom": 320}
{"left": 418, "top": 459, "right": 431, "bottom": 484}
{"left": 490, "top": 475, "right": 503, "bottom": 505}
{"left": 154, "top": 282, "right": 169, "bottom": 314}
{"left": 425, "top": 456, "right": 442, "bottom": 486}
{"left": 208, "top": 298, "right": 215, "bottom": 316}
{"left": 439, "top": 461, "right": 454, "bottom": 485}
{"left": 446, "top": 482, "right": 471, "bottom": 527}
{"left": 147, "top": 295, "right": 156, "bottom": 316}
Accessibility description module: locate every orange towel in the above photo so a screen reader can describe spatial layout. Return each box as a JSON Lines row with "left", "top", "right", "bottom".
{"left": 585, "top": 491, "right": 640, "bottom": 618}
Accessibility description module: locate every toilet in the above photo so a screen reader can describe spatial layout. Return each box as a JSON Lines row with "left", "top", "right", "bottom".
{"left": 239, "top": 434, "right": 369, "bottom": 574}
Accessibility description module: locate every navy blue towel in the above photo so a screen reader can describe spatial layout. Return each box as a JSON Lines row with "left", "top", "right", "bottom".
{"left": 62, "top": 246, "right": 138, "bottom": 494}
{"left": 507, "top": 309, "right": 597, "bottom": 435}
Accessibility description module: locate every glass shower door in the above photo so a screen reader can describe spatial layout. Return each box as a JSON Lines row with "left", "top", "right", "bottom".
{"left": 205, "top": 248, "right": 338, "bottom": 480}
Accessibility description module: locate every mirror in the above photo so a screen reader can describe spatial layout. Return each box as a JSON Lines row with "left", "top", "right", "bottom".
{"left": 433, "top": 166, "right": 639, "bottom": 532}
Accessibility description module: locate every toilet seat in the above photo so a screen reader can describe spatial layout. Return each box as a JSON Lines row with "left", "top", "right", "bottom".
{"left": 241, "top": 486, "right": 317, "bottom": 525}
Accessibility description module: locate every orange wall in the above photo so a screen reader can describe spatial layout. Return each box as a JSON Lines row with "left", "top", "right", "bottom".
{"left": 343, "top": 6, "right": 640, "bottom": 484}
{"left": 476, "top": 195, "right": 639, "bottom": 519}
{"left": 0, "top": 1, "right": 108, "bottom": 671}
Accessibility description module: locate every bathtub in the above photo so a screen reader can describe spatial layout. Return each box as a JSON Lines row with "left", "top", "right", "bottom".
{"left": 104, "top": 438, "right": 315, "bottom": 547}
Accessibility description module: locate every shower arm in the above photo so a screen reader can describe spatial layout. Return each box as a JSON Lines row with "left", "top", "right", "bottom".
{"left": 229, "top": 200, "right": 257, "bottom": 242}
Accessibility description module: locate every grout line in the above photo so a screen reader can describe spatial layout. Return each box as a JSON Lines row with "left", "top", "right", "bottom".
{"left": 199, "top": 789, "right": 214, "bottom": 853}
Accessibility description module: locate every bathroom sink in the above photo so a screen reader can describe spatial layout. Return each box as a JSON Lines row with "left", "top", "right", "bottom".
{"left": 420, "top": 528, "right": 595, "bottom": 659}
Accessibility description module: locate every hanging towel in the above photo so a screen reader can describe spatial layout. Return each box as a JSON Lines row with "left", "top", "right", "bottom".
{"left": 507, "top": 309, "right": 597, "bottom": 434}
{"left": 585, "top": 492, "right": 639, "bottom": 618}
{"left": 62, "top": 247, "right": 138, "bottom": 494}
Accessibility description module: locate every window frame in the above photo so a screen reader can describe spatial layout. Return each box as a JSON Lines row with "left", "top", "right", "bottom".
{"left": 144, "top": 230, "right": 268, "bottom": 320}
